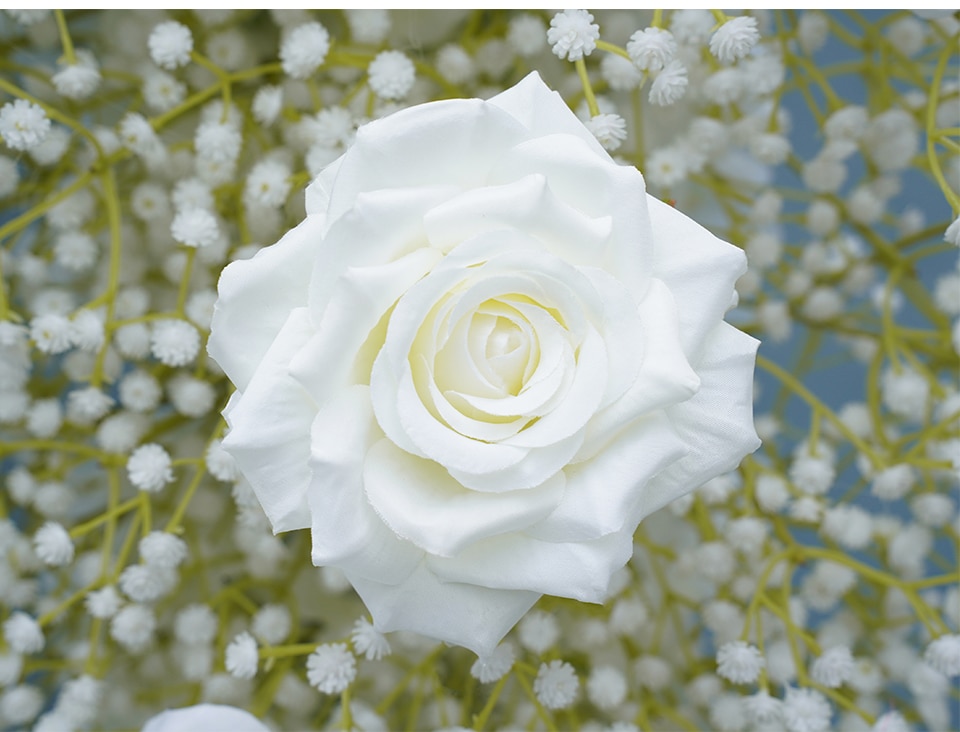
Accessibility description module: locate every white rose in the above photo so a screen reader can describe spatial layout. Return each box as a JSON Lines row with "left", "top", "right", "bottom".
{"left": 142, "top": 704, "right": 270, "bottom": 732}
{"left": 209, "top": 72, "right": 759, "bottom": 656}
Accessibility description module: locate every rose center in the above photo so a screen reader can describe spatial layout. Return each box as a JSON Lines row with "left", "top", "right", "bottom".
{"left": 483, "top": 315, "right": 529, "bottom": 395}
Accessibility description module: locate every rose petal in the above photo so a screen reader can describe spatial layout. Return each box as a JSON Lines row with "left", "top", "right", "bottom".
{"left": 631, "top": 321, "right": 761, "bottom": 522}
{"left": 488, "top": 71, "right": 607, "bottom": 156}
{"left": 363, "top": 438, "right": 566, "bottom": 556}
{"left": 525, "top": 411, "right": 687, "bottom": 542}
{"left": 347, "top": 563, "right": 540, "bottom": 657}
{"left": 429, "top": 528, "right": 634, "bottom": 603}
{"left": 577, "top": 278, "right": 699, "bottom": 462}
{"left": 209, "top": 216, "right": 321, "bottom": 391}
{"left": 308, "top": 185, "right": 457, "bottom": 320}
{"left": 291, "top": 247, "right": 442, "bottom": 403}
{"left": 647, "top": 196, "right": 748, "bottom": 362}
{"left": 490, "top": 134, "right": 653, "bottom": 299}
{"left": 308, "top": 385, "right": 422, "bottom": 584}
{"left": 325, "top": 99, "right": 530, "bottom": 225}
{"left": 423, "top": 173, "right": 612, "bottom": 259}
{"left": 221, "top": 308, "right": 316, "bottom": 532}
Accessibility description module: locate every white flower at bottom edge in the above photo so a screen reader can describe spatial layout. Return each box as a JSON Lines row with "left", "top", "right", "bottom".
{"left": 141, "top": 704, "right": 269, "bottom": 732}
{"left": 208, "top": 71, "right": 760, "bottom": 656}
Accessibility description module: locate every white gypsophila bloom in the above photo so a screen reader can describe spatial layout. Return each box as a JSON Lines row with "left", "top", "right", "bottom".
{"left": 118, "top": 113, "right": 162, "bottom": 158}
{"left": 912, "top": 492, "right": 955, "bottom": 527}
{"left": 313, "top": 107, "right": 355, "bottom": 149}
{"left": 645, "top": 146, "right": 688, "bottom": 187}
{"left": 252, "top": 85, "right": 283, "bottom": 127}
{"left": 811, "top": 645, "right": 854, "bottom": 688}
{"left": 168, "top": 374, "right": 216, "bottom": 418}
{"left": 26, "top": 399, "right": 63, "bottom": 439}
{"left": 695, "top": 541, "right": 736, "bottom": 583}
{"left": 367, "top": 50, "right": 415, "bottom": 100}
{"left": 281, "top": 21, "right": 330, "bottom": 79}
{"left": 716, "top": 641, "right": 765, "bottom": 684}
{"left": 0, "top": 684, "right": 43, "bottom": 725}
{"left": 870, "top": 711, "right": 910, "bottom": 732}
{"left": 744, "top": 689, "right": 783, "bottom": 726}
{"left": 205, "top": 440, "right": 239, "bottom": 482}
{"left": 186, "top": 289, "right": 218, "bottom": 330}
{"left": 807, "top": 199, "right": 840, "bottom": 235}
{"left": 30, "top": 313, "right": 73, "bottom": 354}
{"left": 709, "top": 693, "right": 745, "bottom": 732}
{"left": 0, "top": 651, "right": 23, "bottom": 687}
{"left": 350, "top": 616, "right": 391, "bottom": 661}
{"left": 758, "top": 300, "right": 792, "bottom": 342}
{"left": 702, "top": 600, "right": 744, "bottom": 643}
{"left": 52, "top": 51, "right": 101, "bottom": 101}
{"left": 245, "top": 159, "right": 292, "bottom": 208}
{"left": 131, "top": 182, "right": 170, "bottom": 222}
{"left": 119, "top": 564, "right": 177, "bottom": 603}
{"left": 85, "top": 585, "right": 122, "bottom": 619}
{"left": 175, "top": 604, "right": 218, "bottom": 645}
{"left": 584, "top": 113, "right": 627, "bottom": 152}
{"left": 119, "top": 371, "right": 162, "bottom": 413}
{"left": 609, "top": 596, "right": 648, "bottom": 636}
{"left": 67, "top": 386, "right": 113, "bottom": 423}
{"left": 195, "top": 121, "right": 242, "bottom": 165}
{"left": 934, "top": 272, "right": 960, "bottom": 315}
{"left": 0, "top": 100, "right": 50, "bottom": 151}
{"left": 54, "top": 674, "right": 102, "bottom": 725}
{"left": 470, "top": 642, "right": 514, "bottom": 683}
{"left": 797, "top": 10, "right": 830, "bottom": 54}
{"left": 345, "top": 8, "right": 390, "bottom": 44}
{"left": 634, "top": 655, "right": 672, "bottom": 691}
{"left": 29, "top": 126, "right": 70, "bottom": 167}
{"left": 5, "top": 9, "right": 49, "bottom": 25}
{"left": 0, "top": 155, "right": 19, "bottom": 197}
{"left": 70, "top": 309, "right": 105, "bottom": 352}
{"left": 114, "top": 323, "right": 151, "bottom": 360}
{"left": 0, "top": 391, "right": 28, "bottom": 424}
{"left": 306, "top": 643, "right": 356, "bottom": 694}
{"left": 802, "top": 286, "right": 844, "bottom": 322}
{"left": 924, "top": 634, "right": 960, "bottom": 677}
{"left": 252, "top": 604, "right": 291, "bottom": 646}
{"left": 547, "top": 9, "right": 599, "bottom": 61}
{"left": 3, "top": 612, "right": 43, "bottom": 654}
{"left": 149, "top": 21, "right": 193, "bottom": 69}
{"left": 648, "top": 59, "right": 688, "bottom": 106}
{"left": 887, "top": 16, "right": 926, "bottom": 56}
{"left": 507, "top": 13, "right": 545, "bottom": 57}
{"left": 600, "top": 53, "right": 641, "bottom": 92}
{"left": 436, "top": 44, "right": 475, "bottom": 85}
{"left": 871, "top": 463, "right": 915, "bottom": 500}
{"left": 151, "top": 319, "right": 200, "bottom": 366}
{"left": 518, "top": 611, "right": 559, "bottom": 655}
{"left": 824, "top": 106, "right": 869, "bottom": 141}
{"left": 881, "top": 367, "right": 929, "bottom": 422}
{"left": 533, "top": 660, "right": 579, "bottom": 710}
{"left": 803, "top": 155, "right": 846, "bottom": 194}
{"left": 750, "top": 132, "right": 791, "bottom": 165}
{"left": 33, "top": 522, "right": 74, "bottom": 567}
{"left": 205, "top": 28, "right": 249, "bottom": 71}
{"left": 110, "top": 603, "right": 156, "bottom": 652}
{"left": 710, "top": 15, "right": 760, "bottom": 64}
{"left": 586, "top": 665, "right": 627, "bottom": 709}
{"left": 172, "top": 177, "right": 215, "bottom": 212}
{"left": 53, "top": 231, "right": 98, "bottom": 272}
{"left": 726, "top": 516, "right": 768, "bottom": 555}
{"left": 821, "top": 505, "right": 873, "bottom": 550}
{"left": 139, "top": 531, "right": 188, "bottom": 568}
{"left": 783, "top": 686, "right": 832, "bottom": 732}
{"left": 626, "top": 27, "right": 676, "bottom": 72}
{"left": 127, "top": 443, "right": 174, "bottom": 493}
{"left": 704, "top": 68, "right": 744, "bottom": 106}
{"left": 789, "top": 455, "right": 835, "bottom": 495}
{"left": 226, "top": 632, "right": 259, "bottom": 679}
{"left": 143, "top": 71, "right": 187, "bottom": 113}
{"left": 670, "top": 8, "right": 714, "bottom": 45}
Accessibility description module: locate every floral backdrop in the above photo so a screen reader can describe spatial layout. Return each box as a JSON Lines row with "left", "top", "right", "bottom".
{"left": 0, "top": 9, "right": 957, "bottom": 732}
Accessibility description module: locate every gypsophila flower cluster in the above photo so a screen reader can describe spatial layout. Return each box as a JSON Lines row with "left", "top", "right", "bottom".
{"left": 0, "top": 9, "right": 956, "bottom": 732}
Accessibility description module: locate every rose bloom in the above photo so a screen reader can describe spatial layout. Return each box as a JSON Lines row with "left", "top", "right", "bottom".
{"left": 209, "top": 73, "right": 759, "bottom": 655}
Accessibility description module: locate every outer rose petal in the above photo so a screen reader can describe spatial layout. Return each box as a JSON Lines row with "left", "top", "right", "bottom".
{"left": 209, "top": 215, "right": 321, "bottom": 392}
{"left": 647, "top": 196, "right": 748, "bottom": 362}
{"left": 142, "top": 704, "right": 270, "bottom": 732}
{"left": 632, "top": 321, "right": 761, "bottom": 522}
{"left": 221, "top": 308, "right": 316, "bottom": 533}
{"left": 347, "top": 563, "right": 540, "bottom": 657}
